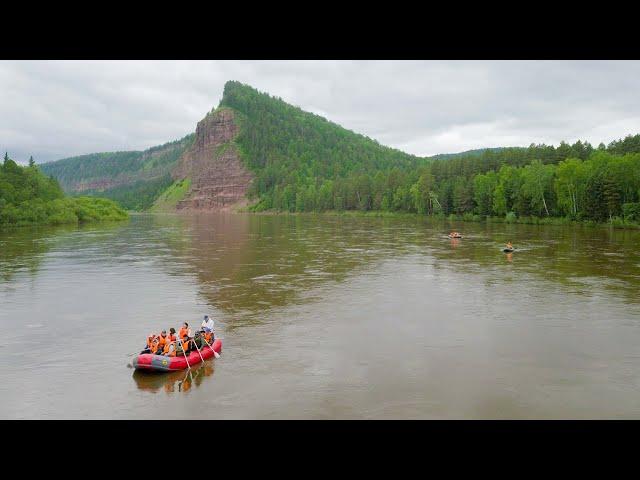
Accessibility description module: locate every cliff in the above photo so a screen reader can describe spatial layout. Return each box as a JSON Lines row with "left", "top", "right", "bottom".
{"left": 172, "top": 108, "right": 253, "bottom": 211}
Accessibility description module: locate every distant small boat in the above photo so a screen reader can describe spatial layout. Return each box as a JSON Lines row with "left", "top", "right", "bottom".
{"left": 448, "top": 233, "right": 463, "bottom": 239}
{"left": 503, "top": 247, "right": 514, "bottom": 253}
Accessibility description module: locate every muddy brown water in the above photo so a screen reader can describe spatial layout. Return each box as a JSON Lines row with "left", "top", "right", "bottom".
{"left": 1, "top": 213, "right": 639, "bottom": 418}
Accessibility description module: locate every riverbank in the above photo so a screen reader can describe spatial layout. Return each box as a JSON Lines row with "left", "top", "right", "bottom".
{"left": 238, "top": 208, "right": 640, "bottom": 230}
{"left": 0, "top": 196, "right": 129, "bottom": 228}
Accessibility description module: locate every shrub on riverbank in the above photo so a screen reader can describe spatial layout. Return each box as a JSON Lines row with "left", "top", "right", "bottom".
{"left": 0, "top": 196, "right": 128, "bottom": 226}
{"left": 1, "top": 155, "right": 128, "bottom": 227}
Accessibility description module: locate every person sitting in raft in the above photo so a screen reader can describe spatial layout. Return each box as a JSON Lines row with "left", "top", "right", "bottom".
{"left": 177, "top": 323, "right": 193, "bottom": 354}
{"left": 162, "top": 337, "right": 177, "bottom": 357}
{"left": 180, "top": 334, "right": 193, "bottom": 355}
{"left": 200, "top": 315, "right": 215, "bottom": 341}
{"left": 154, "top": 330, "right": 169, "bottom": 354}
{"left": 179, "top": 322, "right": 191, "bottom": 341}
{"left": 202, "top": 329, "right": 214, "bottom": 347}
{"left": 201, "top": 315, "right": 214, "bottom": 333}
{"left": 141, "top": 333, "right": 158, "bottom": 354}
{"left": 506, "top": 242, "right": 513, "bottom": 249}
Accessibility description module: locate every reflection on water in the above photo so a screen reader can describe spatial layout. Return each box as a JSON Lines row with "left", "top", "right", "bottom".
{"left": 1, "top": 213, "right": 640, "bottom": 419}
{"left": 132, "top": 360, "right": 215, "bottom": 394}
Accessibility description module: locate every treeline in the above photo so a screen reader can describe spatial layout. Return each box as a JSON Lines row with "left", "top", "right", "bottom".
{"left": 40, "top": 151, "right": 144, "bottom": 190}
{"left": 40, "top": 134, "right": 194, "bottom": 192}
{"left": 252, "top": 149, "right": 640, "bottom": 223}
{"left": 253, "top": 150, "right": 640, "bottom": 224}
{"left": 220, "top": 82, "right": 640, "bottom": 223}
{"left": 77, "top": 174, "right": 174, "bottom": 211}
{"left": 1, "top": 153, "right": 128, "bottom": 226}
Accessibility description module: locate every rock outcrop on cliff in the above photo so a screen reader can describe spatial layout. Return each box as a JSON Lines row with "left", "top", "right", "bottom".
{"left": 172, "top": 108, "right": 253, "bottom": 211}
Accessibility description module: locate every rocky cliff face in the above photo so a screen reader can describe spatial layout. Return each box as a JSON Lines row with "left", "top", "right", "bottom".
{"left": 173, "top": 108, "right": 253, "bottom": 211}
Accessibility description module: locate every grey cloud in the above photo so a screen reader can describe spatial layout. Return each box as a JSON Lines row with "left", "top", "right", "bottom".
{"left": 1, "top": 60, "right": 639, "bottom": 163}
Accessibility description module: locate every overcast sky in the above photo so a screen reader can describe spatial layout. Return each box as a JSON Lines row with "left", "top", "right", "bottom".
{"left": 2, "top": 60, "right": 640, "bottom": 164}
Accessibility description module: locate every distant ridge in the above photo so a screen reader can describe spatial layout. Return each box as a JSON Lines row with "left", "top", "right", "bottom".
{"left": 429, "top": 147, "right": 515, "bottom": 161}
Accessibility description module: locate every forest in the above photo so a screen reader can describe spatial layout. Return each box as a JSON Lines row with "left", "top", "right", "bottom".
{"left": 39, "top": 134, "right": 194, "bottom": 210}
{"left": 0, "top": 153, "right": 128, "bottom": 226}
{"left": 221, "top": 82, "right": 640, "bottom": 225}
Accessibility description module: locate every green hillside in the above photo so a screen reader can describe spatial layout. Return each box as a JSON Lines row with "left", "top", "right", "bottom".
{"left": 0, "top": 153, "right": 128, "bottom": 226}
{"left": 220, "top": 81, "right": 425, "bottom": 211}
{"left": 219, "top": 82, "right": 640, "bottom": 223}
{"left": 149, "top": 178, "right": 191, "bottom": 212}
{"left": 40, "top": 134, "right": 194, "bottom": 211}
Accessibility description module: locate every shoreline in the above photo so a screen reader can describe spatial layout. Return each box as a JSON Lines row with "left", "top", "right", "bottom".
{"left": 126, "top": 205, "right": 640, "bottom": 231}
{"left": 235, "top": 208, "right": 640, "bottom": 230}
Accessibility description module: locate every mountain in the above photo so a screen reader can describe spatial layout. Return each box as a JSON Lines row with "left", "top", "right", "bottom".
{"left": 38, "top": 81, "right": 640, "bottom": 222}
{"left": 41, "top": 81, "right": 425, "bottom": 212}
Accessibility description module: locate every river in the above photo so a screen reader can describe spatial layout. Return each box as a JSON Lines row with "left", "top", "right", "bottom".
{"left": 1, "top": 213, "right": 639, "bottom": 418}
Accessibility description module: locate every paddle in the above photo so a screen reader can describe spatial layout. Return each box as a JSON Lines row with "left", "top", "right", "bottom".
{"left": 192, "top": 336, "right": 206, "bottom": 364}
{"left": 180, "top": 338, "right": 192, "bottom": 370}
{"left": 201, "top": 334, "right": 221, "bottom": 359}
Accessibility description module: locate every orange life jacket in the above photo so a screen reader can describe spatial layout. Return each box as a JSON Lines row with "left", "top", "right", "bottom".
{"left": 146, "top": 334, "right": 157, "bottom": 350}
{"left": 179, "top": 327, "right": 188, "bottom": 340}
{"left": 149, "top": 339, "right": 158, "bottom": 354}
{"left": 180, "top": 338, "right": 190, "bottom": 352}
{"left": 157, "top": 334, "right": 167, "bottom": 348}
{"left": 203, "top": 331, "right": 213, "bottom": 344}
{"left": 163, "top": 341, "right": 176, "bottom": 357}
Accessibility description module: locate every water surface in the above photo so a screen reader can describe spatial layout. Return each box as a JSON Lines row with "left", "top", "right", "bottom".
{"left": 1, "top": 213, "right": 639, "bottom": 418}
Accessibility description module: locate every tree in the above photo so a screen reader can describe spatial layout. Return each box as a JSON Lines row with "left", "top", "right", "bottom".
{"left": 452, "top": 177, "right": 473, "bottom": 214}
{"left": 410, "top": 172, "right": 435, "bottom": 214}
{"left": 555, "top": 158, "right": 586, "bottom": 217}
{"left": 493, "top": 165, "right": 521, "bottom": 216}
{"left": 317, "top": 180, "right": 333, "bottom": 211}
{"left": 473, "top": 171, "right": 498, "bottom": 216}
{"left": 521, "top": 160, "right": 555, "bottom": 216}
{"left": 28, "top": 156, "right": 35, "bottom": 167}
{"left": 603, "top": 174, "right": 621, "bottom": 219}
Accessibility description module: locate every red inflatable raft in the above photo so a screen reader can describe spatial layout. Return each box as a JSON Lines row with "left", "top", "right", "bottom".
{"left": 133, "top": 338, "right": 222, "bottom": 372}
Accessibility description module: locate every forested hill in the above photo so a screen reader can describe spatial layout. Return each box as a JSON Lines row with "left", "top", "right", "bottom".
{"left": 220, "top": 82, "right": 640, "bottom": 221}
{"left": 40, "top": 134, "right": 194, "bottom": 210}
{"left": 0, "top": 153, "right": 127, "bottom": 226}
{"left": 219, "top": 81, "right": 424, "bottom": 208}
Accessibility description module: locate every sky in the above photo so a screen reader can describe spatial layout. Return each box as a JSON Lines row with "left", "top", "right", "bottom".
{"left": 2, "top": 60, "right": 640, "bottom": 164}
